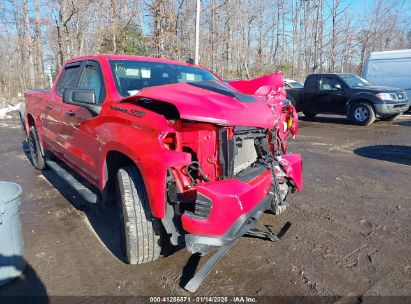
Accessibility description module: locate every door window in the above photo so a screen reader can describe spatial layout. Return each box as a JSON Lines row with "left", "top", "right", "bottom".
{"left": 78, "top": 63, "right": 105, "bottom": 104}
{"left": 320, "top": 77, "right": 341, "bottom": 91}
{"left": 56, "top": 63, "right": 82, "bottom": 96}
{"left": 305, "top": 76, "right": 319, "bottom": 90}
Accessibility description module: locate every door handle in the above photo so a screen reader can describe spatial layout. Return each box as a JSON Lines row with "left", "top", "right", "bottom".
{"left": 65, "top": 111, "right": 75, "bottom": 117}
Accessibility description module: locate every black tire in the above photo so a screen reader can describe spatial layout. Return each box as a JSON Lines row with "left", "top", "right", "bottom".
{"left": 19, "top": 112, "right": 26, "bottom": 132}
{"left": 115, "top": 166, "right": 161, "bottom": 264}
{"left": 349, "top": 102, "right": 375, "bottom": 126}
{"left": 28, "top": 126, "right": 46, "bottom": 170}
{"left": 380, "top": 114, "right": 399, "bottom": 121}
{"left": 303, "top": 112, "right": 317, "bottom": 119}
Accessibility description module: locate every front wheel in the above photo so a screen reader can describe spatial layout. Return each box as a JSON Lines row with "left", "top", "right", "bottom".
{"left": 268, "top": 182, "right": 289, "bottom": 215}
{"left": 349, "top": 102, "right": 375, "bottom": 126}
{"left": 115, "top": 166, "right": 161, "bottom": 264}
{"left": 380, "top": 114, "right": 399, "bottom": 121}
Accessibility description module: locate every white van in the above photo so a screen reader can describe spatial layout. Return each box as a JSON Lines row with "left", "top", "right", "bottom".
{"left": 363, "top": 49, "right": 411, "bottom": 101}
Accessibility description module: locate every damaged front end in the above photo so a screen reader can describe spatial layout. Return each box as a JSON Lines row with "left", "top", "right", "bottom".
{"left": 177, "top": 124, "right": 301, "bottom": 255}
{"left": 160, "top": 120, "right": 301, "bottom": 293}
{"left": 120, "top": 74, "right": 302, "bottom": 254}
{"left": 118, "top": 72, "right": 302, "bottom": 292}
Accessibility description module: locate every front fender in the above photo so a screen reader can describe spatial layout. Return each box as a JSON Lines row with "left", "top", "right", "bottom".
{"left": 101, "top": 141, "right": 190, "bottom": 219}
{"left": 276, "top": 153, "right": 303, "bottom": 191}
{"left": 98, "top": 106, "right": 195, "bottom": 219}
{"left": 346, "top": 93, "right": 380, "bottom": 114}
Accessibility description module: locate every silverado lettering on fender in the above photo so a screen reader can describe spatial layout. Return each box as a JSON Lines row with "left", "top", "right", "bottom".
{"left": 24, "top": 54, "right": 302, "bottom": 290}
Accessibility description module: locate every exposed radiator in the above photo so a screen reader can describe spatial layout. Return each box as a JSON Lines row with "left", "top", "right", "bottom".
{"left": 233, "top": 138, "right": 258, "bottom": 175}
{"left": 218, "top": 127, "right": 267, "bottom": 178}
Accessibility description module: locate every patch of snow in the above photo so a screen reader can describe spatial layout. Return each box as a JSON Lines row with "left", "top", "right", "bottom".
{"left": 0, "top": 122, "right": 20, "bottom": 129}
{"left": 0, "top": 103, "right": 20, "bottom": 119}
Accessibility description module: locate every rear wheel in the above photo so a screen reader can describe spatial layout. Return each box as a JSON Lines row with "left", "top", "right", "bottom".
{"left": 303, "top": 112, "right": 317, "bottom": 119}
{"left": 380, "top": 114, "right": 398, "bottom": 121}
{"left": 28, "top": 126, "right": 46, "bottom": 170}
{"left": 350, "top": 102, "right": 375, "bottom": 126}
{"left": 115, "top": 166, "right": 161, "bottom": 264}
{"left": 19, "top": 112, "right": 25, "bottom": 132}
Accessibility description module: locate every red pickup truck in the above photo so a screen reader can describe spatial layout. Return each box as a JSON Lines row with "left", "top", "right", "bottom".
{"left": 24, "top": 54, "right": 302, "bottom": 289}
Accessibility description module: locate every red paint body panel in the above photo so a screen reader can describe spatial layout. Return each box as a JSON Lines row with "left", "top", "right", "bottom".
{"left": 178, "top": 122, "right": 220, "bottom": 182}
{"left": 122, "top": 82, "right": 276, "bottom": 129}
{"left": 229, "top": 72, "right": 287, "bottom": 121}
{"left": 277, "top": 154, "right": 303, "bottom": 192}
{"left": 181, "top": 170, "right": 272, "bottom": 236}
{"left": 24, "top": 54, "right": 303, "bottom": 237}
{"left": 229, "top": 72, "right": 285, "bottom": 95}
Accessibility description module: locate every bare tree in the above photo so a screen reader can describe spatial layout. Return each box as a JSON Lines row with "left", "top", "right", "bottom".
{"left": 0, "top": 0, "right": 410, "bottom": 100}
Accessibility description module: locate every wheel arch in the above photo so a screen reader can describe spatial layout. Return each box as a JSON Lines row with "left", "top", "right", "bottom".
{"left": 102, "top": 150, "right": 136, "bottom": 188}
{"left": 346, "top": 94, "right": 378, "bottom": 115}
{"left": 26, "top": 114, "right": 36, "bottom": 136}
{"left": 26, "top": 113, "right": 45, "bottom": 156}
{"left": 100, "top": 144, "right": 180, "bottom": 219}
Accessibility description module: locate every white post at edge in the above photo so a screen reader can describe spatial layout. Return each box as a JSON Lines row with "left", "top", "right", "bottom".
{"left": 195, "top": 0, "right": 200, "bottom": 65}
{"left": 48, "top": 65, "right": 53, "bottom": 88}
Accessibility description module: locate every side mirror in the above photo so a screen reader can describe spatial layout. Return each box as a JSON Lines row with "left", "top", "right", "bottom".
{"left": 63, "top": 88, "right": 95, "bottom": 104}
{"left": 63, "top": 88, "right": 101, "bottom": 115}
{"left": 334, "top": 84, "right": 342, "bottom": 90}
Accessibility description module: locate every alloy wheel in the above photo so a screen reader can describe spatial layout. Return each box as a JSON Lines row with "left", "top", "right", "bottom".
{"left": 354, "top": 106, "right": 369, "bottom": 122}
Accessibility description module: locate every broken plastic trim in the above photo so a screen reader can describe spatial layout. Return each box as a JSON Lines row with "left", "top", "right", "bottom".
{"left": 185, "top": 191, "right": 272, "bottom": 254}
{"left": 183, "top": 220, "right": 292, "bottom": 293}
{"left": 185, "top": 161, "right": 210, "bottom": 184}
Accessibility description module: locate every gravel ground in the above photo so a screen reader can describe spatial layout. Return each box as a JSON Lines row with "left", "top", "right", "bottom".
{"left": 0, "top": 113, "right": 410, "bottom": 303}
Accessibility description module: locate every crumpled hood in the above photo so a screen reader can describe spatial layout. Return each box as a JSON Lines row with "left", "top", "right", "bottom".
{"left": 121, "top": 81, "right": 277, "bottom": 129}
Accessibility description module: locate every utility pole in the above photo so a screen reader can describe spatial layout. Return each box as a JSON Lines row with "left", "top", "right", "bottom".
{"left": 195, "top": 0, "right": 200, "bottom": 65}
{"left": 48, "top": 65, "right": 53, "bottom": 88}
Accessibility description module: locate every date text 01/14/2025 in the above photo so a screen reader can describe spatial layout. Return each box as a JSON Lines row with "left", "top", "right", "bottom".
{"left": 149, "top": 296, "right": 257, "bottom": 303}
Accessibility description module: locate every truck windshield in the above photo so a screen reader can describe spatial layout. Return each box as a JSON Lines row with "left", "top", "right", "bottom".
{"left": 339, "top": 74, "right": 373, "bottom": 88}
{"left": 109, "top": 60, "right": 218, "bottom": 96}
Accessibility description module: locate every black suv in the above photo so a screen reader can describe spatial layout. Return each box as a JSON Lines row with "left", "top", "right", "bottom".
{"left": 289, "top": 73, "right": 409, "bottom": 125}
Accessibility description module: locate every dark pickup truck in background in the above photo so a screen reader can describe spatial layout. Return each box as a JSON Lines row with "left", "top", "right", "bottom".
{"left": 286, "top": 73, "right": 409, "bottom": 125}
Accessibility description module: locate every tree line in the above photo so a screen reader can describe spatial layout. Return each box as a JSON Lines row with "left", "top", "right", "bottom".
{"left": 0, "top": 0, "right": 409, "bottom": 100}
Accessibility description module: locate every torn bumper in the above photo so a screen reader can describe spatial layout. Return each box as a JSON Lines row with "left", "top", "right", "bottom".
{"left": 276, "top": 153, "right": 303, "bottom": 192}
{"left": 181, "top": 169, "right": 273, "bottom": 254}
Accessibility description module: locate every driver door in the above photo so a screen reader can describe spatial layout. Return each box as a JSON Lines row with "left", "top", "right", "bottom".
{"left": 317, "top": 76, "right": 347, "bottom": 114}
{"left": 44, "top": 61, "right": 84, "bottom": 158}
{"left": 59, "top": 61, "right": 106, "bottom": 185}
